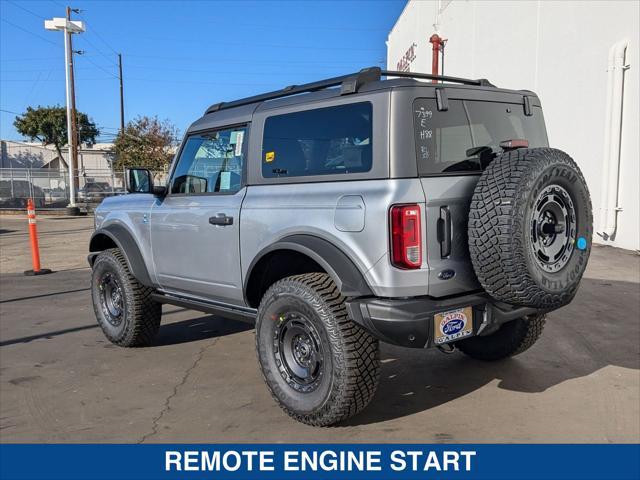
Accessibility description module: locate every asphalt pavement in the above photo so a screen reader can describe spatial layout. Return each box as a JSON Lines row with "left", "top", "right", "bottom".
{"left": 0, "top": 214, "right": 638, "bottom": 442}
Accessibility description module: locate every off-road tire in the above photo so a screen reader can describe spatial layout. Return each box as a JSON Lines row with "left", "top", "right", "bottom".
{"left": 91, "top": 248, "right": 161, "bottom": 347}
{"left": 255, "top": 273, "right": 380, "bottom": 426}
{"left": 456, "top": 314, "right": 546, "bottom": 361}
{"left": 469, "top": 148, "right": 592, "bottom": 309}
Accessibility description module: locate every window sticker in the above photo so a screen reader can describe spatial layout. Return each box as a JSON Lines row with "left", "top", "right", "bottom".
{"left": 219, "top": 171, "right": 231, "bottom": 191}
{"left": 265, "top": 151, "right": 275, "bottom": 163}
{"left": 234, "top": 131, "right": 244, "bottom": 156}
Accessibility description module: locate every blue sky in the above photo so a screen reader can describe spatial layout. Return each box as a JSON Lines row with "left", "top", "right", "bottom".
{"left": 0, "top": 0, "right": 406, "bottom": 142}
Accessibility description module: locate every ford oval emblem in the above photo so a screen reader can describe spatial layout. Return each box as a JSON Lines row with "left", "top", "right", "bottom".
{"left": 442, "top": 318, "right": 465, "bottom": 335}
{"left": 438, "top": 269, "right": 456, "bottom": 280}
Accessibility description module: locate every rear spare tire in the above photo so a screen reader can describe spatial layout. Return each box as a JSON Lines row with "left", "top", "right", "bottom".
{"left": 469, "top": 148, "right": 592, "bottom": 309}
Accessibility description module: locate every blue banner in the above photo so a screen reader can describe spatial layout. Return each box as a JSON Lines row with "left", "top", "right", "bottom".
{"left": 1, "top": 444, "right": 639, "bottom": 480}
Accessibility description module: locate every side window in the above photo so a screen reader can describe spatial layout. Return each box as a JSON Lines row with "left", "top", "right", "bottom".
{"left": 262, "top": 102, "right": 372, "bottom": 178}
{"left": 170, "top": 127, "right": 246, "bottom": 195}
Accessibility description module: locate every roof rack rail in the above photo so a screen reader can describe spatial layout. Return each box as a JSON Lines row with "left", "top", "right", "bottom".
{"left": 204, "top": 67, "right": 494, "bottom": 114}
{"left": 381, "top": 70, "right": 495, "bottom": 87}
{"left": 205, "top": 67, "right": 382, "bottom": 114}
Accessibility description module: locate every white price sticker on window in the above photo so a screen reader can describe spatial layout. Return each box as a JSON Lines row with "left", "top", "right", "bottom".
{"left": 219, "top": 171, "right": 231, "bottom": 191}
{"left": 234, "top": 131, "right": 244, "bottom": 157}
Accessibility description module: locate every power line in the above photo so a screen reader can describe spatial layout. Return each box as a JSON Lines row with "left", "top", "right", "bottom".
{"left": 2, "top": 64, "right": 121, "bottom": 73}
{"left": 1, "top": 78, "right": 108, "bottom": 82}
{"left": 0, "top": 109, "right": 22, "bottom": 115}
{"left": 126, "top": 77, "right": 281, "bottom": 87}
{"left": 24, "top": 66, "right": 56, "bottom": 106}
{"left": 1, "top": 63, "right": 380, "bottom": 74}
{"left": 75, "top": 12, "right": 119, "bottom": 56}
{"left": 6, "top": 0, "right": 46, "bottom": 20}
{"left": 122, "top": 32, "right": 383, "bottom": 52}
{"left": 0, "top": 18, "right": 60, "bottom": 47}
{"left": 48, "top": 0, "right": 66, "bottom": 9}
{"left": 76, "top": 34, "right": 119, "bottom": 68}
{"left": 141, "top": 16, "right": 388, "bottom": 32}
{"left": 80, "top": 65, "right": 363, "bottom": 77}
{"left": 123, "top": 53, "right": 380, "bottom": 66}
{"left": 77, "top": 54, "right": 119, "bottom": 79}
{"left": 1, "top": 55, "right": 103, "bottom": 62}
{"left": 73, "top": 11, "right": 120, "bottom": 68}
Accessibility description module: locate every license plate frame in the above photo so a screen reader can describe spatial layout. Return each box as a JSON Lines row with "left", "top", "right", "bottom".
{"left": 433, "top": 307, "right": 473, "bottom": 344}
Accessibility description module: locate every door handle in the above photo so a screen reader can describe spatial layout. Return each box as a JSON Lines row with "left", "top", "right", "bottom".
{"left": 437, "top": 206, "right": 452, "bottom": 258}
{"left": 209, "top": 213, "right": 234, "bottom": 226}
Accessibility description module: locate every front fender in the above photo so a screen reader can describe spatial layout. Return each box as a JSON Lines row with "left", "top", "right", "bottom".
{"left": 88, "top": 224, "right": 153, "bottom": 287}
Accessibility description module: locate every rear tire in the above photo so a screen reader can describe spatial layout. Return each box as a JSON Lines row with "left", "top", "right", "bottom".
{"left": 91, "top": 248, "right": 161, "bottom": 347}
{"left": 456, "top": 314, "right": 546, "bottom": 361}
{"left": 255, "top": 273, "right": 380, "bottom": 426}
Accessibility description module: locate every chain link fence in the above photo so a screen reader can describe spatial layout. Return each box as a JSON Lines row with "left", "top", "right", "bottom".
{"left": 0, "top": 168, "right": 167, "bottom": 210}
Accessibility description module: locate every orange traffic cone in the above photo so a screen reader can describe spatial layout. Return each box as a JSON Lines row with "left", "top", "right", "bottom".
{"left": 24, "top": 198, "right": 52, "bottom": 276}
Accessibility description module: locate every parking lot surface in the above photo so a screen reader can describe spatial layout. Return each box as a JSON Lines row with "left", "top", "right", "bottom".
{"left": 1, "top": 214, "right": 638, "bottom": 442}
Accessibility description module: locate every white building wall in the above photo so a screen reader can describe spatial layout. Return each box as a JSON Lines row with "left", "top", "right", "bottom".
{"left": 387, "top": 0, "right": 639, "bottom": 251}
{"left": 0, "top": 140, "right": 114, "bottom": 172}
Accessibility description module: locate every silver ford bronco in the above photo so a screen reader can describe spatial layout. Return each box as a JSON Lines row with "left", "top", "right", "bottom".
{"left": 89, "top": 67, "right": 592, "bottom": 426}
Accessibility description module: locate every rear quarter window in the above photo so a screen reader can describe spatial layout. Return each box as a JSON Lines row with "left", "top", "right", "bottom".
{"left": 414, "top": 98, "right": 548, "bottom": 175}
{"left": 262, "top": 102, "right": 372, "bottom": 178}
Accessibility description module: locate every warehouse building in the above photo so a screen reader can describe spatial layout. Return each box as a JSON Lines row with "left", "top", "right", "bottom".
{"left": 0, "top": 140, "right": 115, "bottom": 173}
{"left": 387, "top": 0, "right": 639, "bottom": 251}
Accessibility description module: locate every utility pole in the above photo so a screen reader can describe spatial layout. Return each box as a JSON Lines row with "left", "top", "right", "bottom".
{"left": 44, "top": 11, "right": 84, "bottom": 214}
{"left": 118, "top": 53, "right": 125, "bottom": 132}
{"left": 66, "top": 7, "right": 80, "bottom": 196}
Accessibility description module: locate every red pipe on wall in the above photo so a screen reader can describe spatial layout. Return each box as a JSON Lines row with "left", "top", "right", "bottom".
{"left": 429, "top": 34, "right": 444, "bottom": 82}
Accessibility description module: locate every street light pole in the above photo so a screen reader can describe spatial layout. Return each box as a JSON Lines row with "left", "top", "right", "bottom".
{"left": 62, "top": 16, "right": 74, "bottom": 207}
{"left": 66, "top": 6, "right": 80, "bottom": 199}
{"left": 44, "top": 12, "right": 85, "bottom": 213}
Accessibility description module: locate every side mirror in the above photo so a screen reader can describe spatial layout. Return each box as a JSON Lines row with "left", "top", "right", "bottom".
{"left": 126, "top": 168, "right": 165, "bottom": 196}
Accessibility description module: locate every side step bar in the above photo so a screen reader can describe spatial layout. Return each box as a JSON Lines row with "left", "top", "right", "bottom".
{"left": 151, "top": 292, "right": 257, "bottom": 324}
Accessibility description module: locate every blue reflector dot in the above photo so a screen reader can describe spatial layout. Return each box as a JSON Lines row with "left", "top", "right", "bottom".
{"left": 577, "top": 237, "right": 587, "bottom": 250}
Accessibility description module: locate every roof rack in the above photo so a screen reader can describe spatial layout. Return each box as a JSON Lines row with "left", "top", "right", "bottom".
{"left": 204, "top": 67, "right": 494, "bottom": 114}
{"left": 381, "top": 70, "right": 495, "bottom": 87}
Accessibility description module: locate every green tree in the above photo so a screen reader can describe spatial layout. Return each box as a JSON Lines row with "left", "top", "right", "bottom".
{"left": 13, "top": 106, "right": 99, "bottom": 165}
{"left": 113, "top": 116, "right": 178, "bottom": 171}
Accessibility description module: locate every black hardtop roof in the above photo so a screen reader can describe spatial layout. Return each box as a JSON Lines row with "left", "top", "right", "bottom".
{"left": 189, "top": 67, "right": 541, "bottom": 135}
{"left": 203, "top": 67, "right": 501, "bottom": 116}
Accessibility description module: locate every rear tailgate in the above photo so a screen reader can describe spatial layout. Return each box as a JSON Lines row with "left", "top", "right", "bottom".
{"left": 421, "top": 176, "right": 481, "bottom": 297}
{"left": 412, "top": 94, "right": 548, "bottom": 297}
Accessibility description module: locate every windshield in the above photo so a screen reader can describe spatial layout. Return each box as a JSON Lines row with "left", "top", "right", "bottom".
{"left": 413, "top": 98, "right": 548, "bottom": 175}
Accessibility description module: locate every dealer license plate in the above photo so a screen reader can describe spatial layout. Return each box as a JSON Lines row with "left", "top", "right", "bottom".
{"left": 433, "top": 307, "right": 473, "bottom": 344}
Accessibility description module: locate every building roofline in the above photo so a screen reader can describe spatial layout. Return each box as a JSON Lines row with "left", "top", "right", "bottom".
{"left": 387, "top": 0, "right": 412, "bottom": 39}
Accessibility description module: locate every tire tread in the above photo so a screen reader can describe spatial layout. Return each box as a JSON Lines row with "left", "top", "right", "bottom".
{"left": 469, "top": 147, "right": 592, "bottom": 308}
{"left": 91, "top": 248, "right": 161, "bottom": 347}
{"left": 457, "top": 314, "right": 546, "bottom": 361}
{"left": 256, "top": 273, "right": 380, "bottom": 426}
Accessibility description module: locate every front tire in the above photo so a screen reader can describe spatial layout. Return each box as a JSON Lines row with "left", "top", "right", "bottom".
{"left": 255, "top": 273, "right": 380, "bottom": 426}
{"left": 456, "top": 314, "right": 546, "bottom": 361}
{"left": 91, "top": 248, "right": 161, "bottom": 347}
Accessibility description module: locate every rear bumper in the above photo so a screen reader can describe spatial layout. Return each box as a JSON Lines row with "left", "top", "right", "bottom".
{"left": 345, "top": 292, "right": 543, "bottom": 348}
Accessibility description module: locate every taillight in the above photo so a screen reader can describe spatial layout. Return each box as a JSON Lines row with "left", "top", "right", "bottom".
{"left": 390, "top": 204, "right": 422, "bottom": 269}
